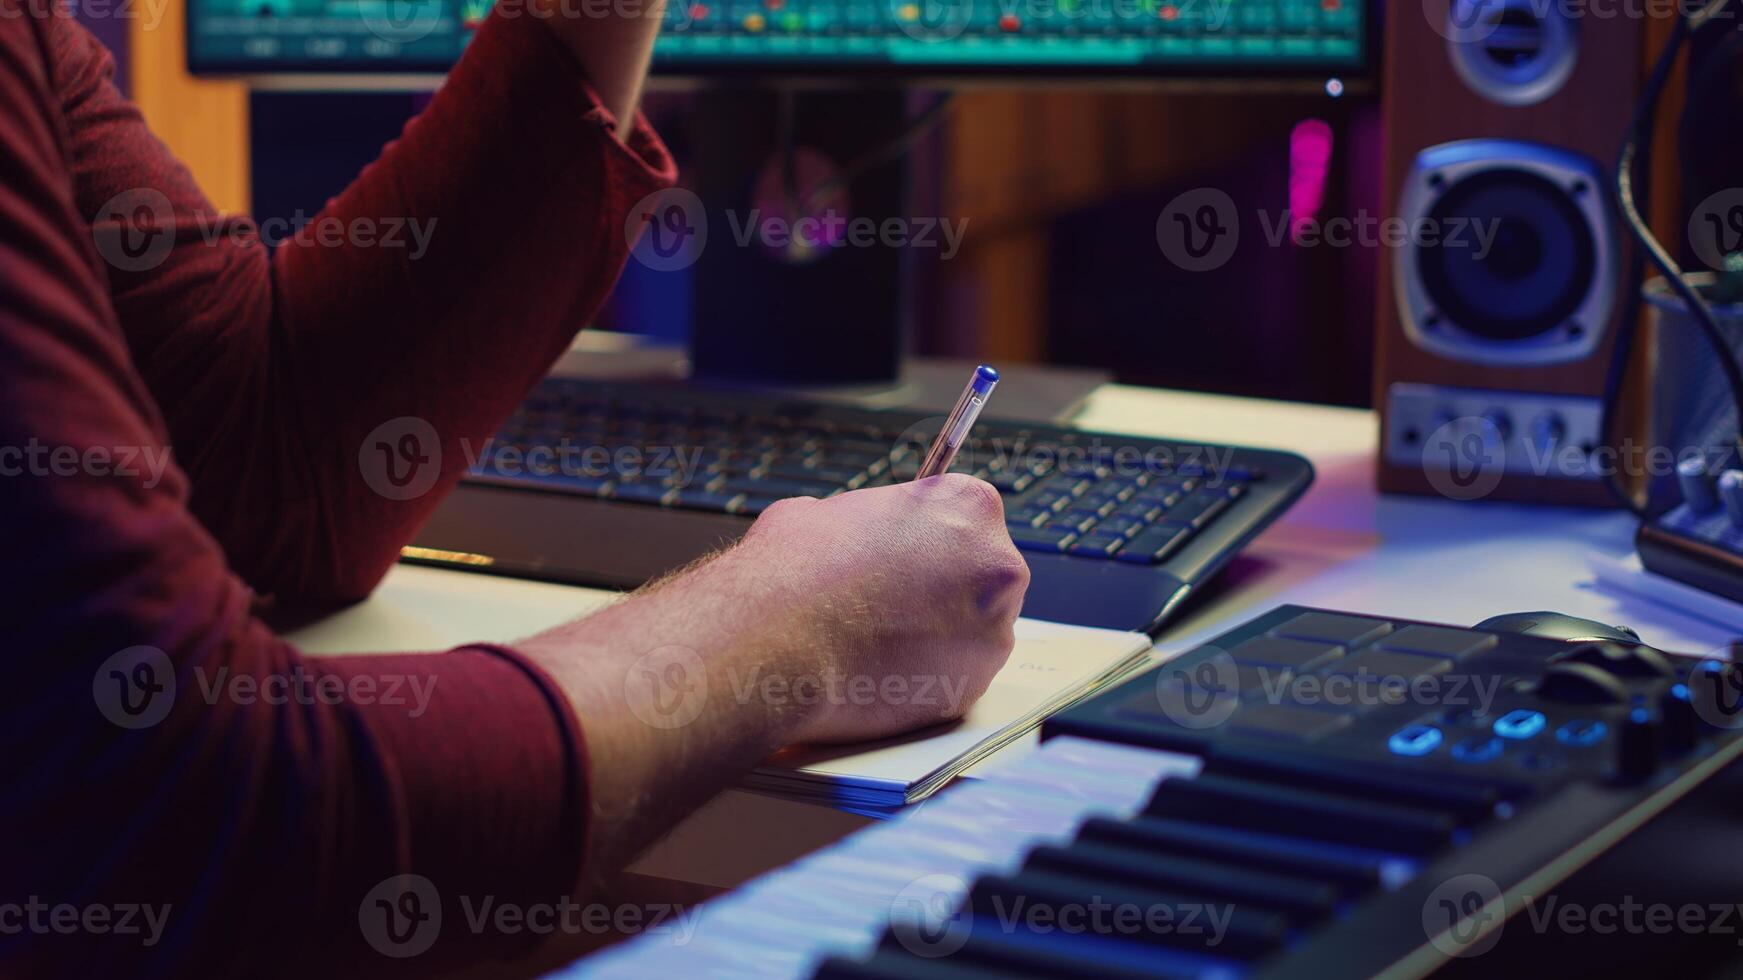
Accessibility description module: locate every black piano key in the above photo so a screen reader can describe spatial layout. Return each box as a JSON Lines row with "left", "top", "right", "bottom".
{"left": 1074, "top": 816, "right": 1391, "bottom": 895}
{"left": 887, "top": 928, "right": 1202, "bottom": 980}
{"left": 967, "top": 869, "right": 1290, "bottom": 960}
{"left": 1022, "top": 842, "right": 1338, "bottom": 921}
{"left": 812, "top": 950, "right": 1016, "bottom": 980}
{"left": 1203, "top": 746, "right": 1515, "bottom": 819}
{"left": 1143, "top": 774, "right": 1458, "bottom": 855}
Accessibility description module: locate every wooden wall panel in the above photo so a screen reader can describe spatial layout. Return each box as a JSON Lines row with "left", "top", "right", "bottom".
{"left": 129, "top": 1, "right": 250, "bottom": 213}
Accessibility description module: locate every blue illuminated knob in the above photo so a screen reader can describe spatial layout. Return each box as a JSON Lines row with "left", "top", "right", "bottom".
{"left": 1720, "top": 470, "right": 1743, "bottom": 525}
{"left": 1677, "top": 457, "right": 1719, "bottom": 514}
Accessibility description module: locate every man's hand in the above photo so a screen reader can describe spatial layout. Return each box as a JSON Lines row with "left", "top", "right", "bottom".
{"left": 516, "top": 475, "right": 1028, "bottom": 880}
{"left": 740, "top": 475, "right": 1031, "bottom": 742}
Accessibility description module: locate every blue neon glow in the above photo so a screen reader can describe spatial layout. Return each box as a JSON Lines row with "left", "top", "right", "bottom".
{"left": 1493, "top": 709, "right": 1547, "bottom": 740}
{"left": 1388, "top": 724, "right": 1443, "bottom": 757}
{"left": 1556, "top": 719, "right": 1607, "bottom": 747}
{"left": 1672, "top": 683, "right": 1690, "bottom": 701}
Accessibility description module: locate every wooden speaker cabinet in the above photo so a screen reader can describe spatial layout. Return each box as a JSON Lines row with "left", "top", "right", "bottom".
{"left": 1373, "top": 0, "right": 1649, "bottom": 505}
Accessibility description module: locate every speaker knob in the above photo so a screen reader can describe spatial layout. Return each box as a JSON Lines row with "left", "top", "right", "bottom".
{"left": 1529, "top": 412, "right": 1566, "bottom": 451}
{"left": 1678, "top": 457, "right": 1720, "bottom": 515}
{"left": 1720, "top": 470, "right": 1743, "bottom": 525}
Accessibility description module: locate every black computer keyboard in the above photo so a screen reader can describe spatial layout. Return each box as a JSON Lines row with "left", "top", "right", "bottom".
{"left": 409, "top": 377, "right": 1314, "bottom": 633}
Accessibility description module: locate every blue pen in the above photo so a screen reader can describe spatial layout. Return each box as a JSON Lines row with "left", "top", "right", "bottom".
{"left": 917, "top": 365, "right": 999, "bottom": 480}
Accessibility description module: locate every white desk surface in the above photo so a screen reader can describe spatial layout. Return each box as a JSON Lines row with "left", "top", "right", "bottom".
{"left": 287, "top": 382, "right": 1743, "bottom": 888}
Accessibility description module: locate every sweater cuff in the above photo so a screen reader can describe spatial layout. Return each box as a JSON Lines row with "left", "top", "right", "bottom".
{"left": 319, "top": 643, "right": 590, "bottom": 960}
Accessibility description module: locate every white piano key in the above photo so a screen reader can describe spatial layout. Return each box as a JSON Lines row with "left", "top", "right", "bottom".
{"left": 555, "top": 735, "right": 1200, "bottom": 980}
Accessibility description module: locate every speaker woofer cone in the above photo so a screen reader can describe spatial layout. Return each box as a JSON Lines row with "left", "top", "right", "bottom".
{"left": 1417, "top": 168, "right": 1597, "bottom": 342}
{"left": 1395, "top": 140, "right": 1616, "bottom": 366}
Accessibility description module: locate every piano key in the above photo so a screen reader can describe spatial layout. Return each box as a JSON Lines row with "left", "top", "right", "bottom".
{"left": 813, "top": 949, "right": 1023, "bottom": 980}
{"left": 873, "top": 929, "right": 1206, "bottom": 980}
{"left": 1143, "top": 774, "right": 1458, "bottom": 855}
{"left": 1022, "top": 842, "right": 1338, "bottom": 921}
{"left": 966, "top": 869, "right": 1290, "bottom": 959}
{"left": 985, "top": 736, "right": 1201, "bottom": 811}
{"left": 1073, "top": 815, "right": 1399, "bottom": 894}
{"left": 1203, "top": 745, "right": 1513, "bottom": 818}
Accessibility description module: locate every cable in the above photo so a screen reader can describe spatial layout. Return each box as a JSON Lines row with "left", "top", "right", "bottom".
{"left": 1611, "top": 0, "right": 1743, "bottom": 511}
{"left": 774, "top": 90, "right": 956, "bottom": 219}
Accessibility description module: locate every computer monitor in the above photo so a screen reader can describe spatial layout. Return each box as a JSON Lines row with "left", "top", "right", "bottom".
{"left": 192, "top": 0, "right": 1373, "bottom": 387}
{"left": 186, "top": 0, "right": 1370, "bottom": 83}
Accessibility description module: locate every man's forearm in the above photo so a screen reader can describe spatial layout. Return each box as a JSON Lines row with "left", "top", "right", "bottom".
{"left": 514, "top": 537, "right": 836, "bottom": 879}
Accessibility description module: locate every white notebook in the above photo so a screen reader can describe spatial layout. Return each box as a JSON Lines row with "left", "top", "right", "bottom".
{"left": 740, "top": 618, "right": 1155, "bottom": 811}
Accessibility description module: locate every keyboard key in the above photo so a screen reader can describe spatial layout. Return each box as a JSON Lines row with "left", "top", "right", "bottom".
{"left": 1068, "top": 533, "right": 1125, "bottom": 558}
{"left": 766, "top": 463, "right": 867, "bottom": 486}
{"left": 1049, "top": 509, "right": 1101, "bottom": 534}
{"left": 1113, "top": 524, "right": 1194, "bottom": 564}
{"left": 611, "top": 481, "right": 672, "bottom": 505}
{"left": 1115, "top": 501, "right": 1163, "bottom": 522}
{"left": 729, "top": 495, "right": 785, "bottom": 516}
{"left": 1008, "top": 526, "right": 1078, "bottom": 553}
{"left": 1030, "top": 491, "right": 1072, "bottom": 513}
{"left": 672, "top": 489, "right": 745, "bottom": 513}
{"left": 1137, "top": 478, "right": 1193, "bottom": 503}
{"left": 1096, "top": 515, "right": 1145, "bottom": 538}
{"left": 718, "top": 476, "right": 841, "bottom": 499}
{"left": 1004, "top": 506, "right": 1046, "bottom": 529}
{"left": 1161, "top": 487, "right": 1235, "bottom": 530}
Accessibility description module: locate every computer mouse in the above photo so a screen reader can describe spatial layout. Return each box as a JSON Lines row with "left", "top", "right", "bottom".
{"left": 1473, "top": 611, "right": 1643, "bottom": 644}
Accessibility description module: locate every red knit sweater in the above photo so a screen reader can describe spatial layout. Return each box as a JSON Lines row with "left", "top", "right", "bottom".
{"left": 0, "top": 4, "right": 674, "bottom": 975}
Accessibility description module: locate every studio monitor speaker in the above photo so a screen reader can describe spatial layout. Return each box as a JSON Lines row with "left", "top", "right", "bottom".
{"left": 1375, "top": 0, "right": 1648, "bottom": 505}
